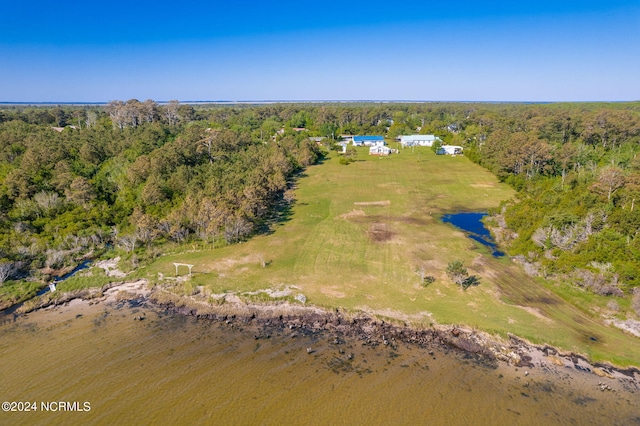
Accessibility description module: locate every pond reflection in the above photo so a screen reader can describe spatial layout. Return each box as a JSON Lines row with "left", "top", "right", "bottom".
{"left": 442, "top": 212, "right": 504, "bottom": 257}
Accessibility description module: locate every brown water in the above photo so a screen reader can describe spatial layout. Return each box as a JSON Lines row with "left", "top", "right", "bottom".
{"left": 1, "top": 300, "right": 638, "bottom": 425}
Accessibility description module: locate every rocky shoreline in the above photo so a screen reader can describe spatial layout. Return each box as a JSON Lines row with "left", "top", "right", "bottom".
{"left": 162, "top": 300, "right": 639, "bottom": 376}
{"left": 144, "top": 287, "right": 640, "bottom": 394}
{"left": 4, "top": 279, "right": 640, "bottom": 396}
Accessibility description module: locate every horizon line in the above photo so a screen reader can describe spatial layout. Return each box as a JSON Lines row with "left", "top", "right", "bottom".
{"left": 1, "top": 99, "right": 638, "bottom": 106}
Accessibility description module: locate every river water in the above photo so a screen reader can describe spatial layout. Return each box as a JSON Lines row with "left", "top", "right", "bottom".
{"left": 1, "top": 300, "right": 638, "bottom": 425}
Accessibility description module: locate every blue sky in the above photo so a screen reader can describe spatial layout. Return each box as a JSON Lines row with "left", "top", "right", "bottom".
{"left": 1, "top": 1, "right": 638, "bottom": 102}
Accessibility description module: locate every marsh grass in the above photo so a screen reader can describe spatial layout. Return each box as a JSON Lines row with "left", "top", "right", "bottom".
{"left": 55, "top": 268, "right": 123, "bottom": 292}
{"left": 0, "top": 280, "right": 43, "bottom": 308}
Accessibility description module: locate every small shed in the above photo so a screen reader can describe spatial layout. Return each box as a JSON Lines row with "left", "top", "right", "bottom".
{"left": 369, "top": 145, "right": 392, "bottom": 156}
{"left": 437, "top": 145, "right": 463, "bottom": 155}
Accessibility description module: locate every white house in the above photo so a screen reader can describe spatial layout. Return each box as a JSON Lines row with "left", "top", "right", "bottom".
{"left": 353, "top": 135, "right": 385, "bottom": 146}
{"left": 437, "top": 145, "right": 463, "bottom": 155}
{"left": 400, "top": 134, "right": 441, "bottom": 147}
{"left": 369, "top": 145, "right": 392, "bottom": 156}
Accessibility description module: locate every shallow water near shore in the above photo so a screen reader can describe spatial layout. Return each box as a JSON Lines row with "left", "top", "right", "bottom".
{"left": 1, "top": 300, "right": 638, "bottom": 425}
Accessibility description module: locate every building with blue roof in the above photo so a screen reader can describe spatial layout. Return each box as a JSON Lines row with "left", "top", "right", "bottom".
{"left": 353, "top": 135, "right": 385, "bottom": 146}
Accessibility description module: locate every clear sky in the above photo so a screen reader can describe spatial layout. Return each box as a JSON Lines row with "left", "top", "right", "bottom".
{"left": 1, "top": 1, "right": 638, "bottom": 102}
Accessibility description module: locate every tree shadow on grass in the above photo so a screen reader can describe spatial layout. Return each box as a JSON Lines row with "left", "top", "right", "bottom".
{"left": 255, "top": 168, "right": 309, "bottom": 235}
{"left": 462, "top": 275, "right": 481, "bottom": 290}
{"left": 255, "top": 200, "right": 294, "bottom": 236}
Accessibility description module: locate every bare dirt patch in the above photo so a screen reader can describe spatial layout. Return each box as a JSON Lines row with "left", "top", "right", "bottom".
{"left": 367, "top": 224, "right": 394, "bottom": 242}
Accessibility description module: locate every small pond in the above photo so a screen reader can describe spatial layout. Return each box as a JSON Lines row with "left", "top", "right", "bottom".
{"left": 441, "top": 212, "right": 504, "bottom": 257}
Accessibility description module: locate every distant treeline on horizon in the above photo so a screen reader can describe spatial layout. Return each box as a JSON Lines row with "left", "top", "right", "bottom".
{"left": 5, "top": 100, "right": 624, "bottom": 106}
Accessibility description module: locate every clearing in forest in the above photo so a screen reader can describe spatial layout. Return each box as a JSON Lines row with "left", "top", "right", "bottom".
{"left": 147, "top": 147, "right": 640, "bottom": 366}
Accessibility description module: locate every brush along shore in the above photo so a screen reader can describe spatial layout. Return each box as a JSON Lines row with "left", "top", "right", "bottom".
{"left": 7, "top": 279, "right": 638, "bottom": 395}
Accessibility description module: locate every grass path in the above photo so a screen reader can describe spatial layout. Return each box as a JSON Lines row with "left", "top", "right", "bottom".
{"left": 145, "top": 147, "right": 640, "bottom": 366}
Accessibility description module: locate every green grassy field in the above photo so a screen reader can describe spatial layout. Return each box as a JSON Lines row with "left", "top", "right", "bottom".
{"left": 145, "top": 147, "right": 640, "bottom": 366}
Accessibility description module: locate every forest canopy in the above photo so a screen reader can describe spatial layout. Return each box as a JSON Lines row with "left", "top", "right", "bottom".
{"left": 1, "top": 100, "right": 639, "bottom": 302}
{"left": 0, "top": 100, "right": 322, "bottom": 283}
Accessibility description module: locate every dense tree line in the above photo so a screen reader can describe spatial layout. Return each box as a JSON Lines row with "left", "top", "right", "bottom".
{"left": 459, "top": 103, "right": 640, "bottom": 295}
{"left": 1, "top": 100, "right": 640, "bottom": 305}
{"left": 0, "top": 101, "right": 321, "bottom": 283}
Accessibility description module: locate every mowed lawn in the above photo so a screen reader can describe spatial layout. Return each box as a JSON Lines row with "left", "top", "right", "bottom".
{"left": 146, "top": 147, "right": 640, "bottom": 366}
